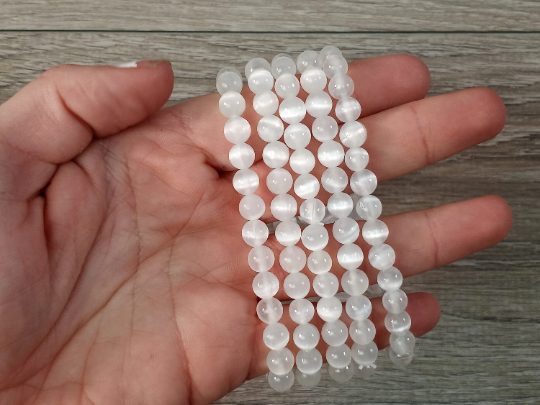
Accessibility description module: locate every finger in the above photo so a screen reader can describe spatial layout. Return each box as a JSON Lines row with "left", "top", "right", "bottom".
{"left": 0, "top": 61, "right": 174, "bottom": 200}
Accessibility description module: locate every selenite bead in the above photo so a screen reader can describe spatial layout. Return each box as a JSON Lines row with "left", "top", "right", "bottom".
{"left": 351, "top": 341, "right": 378, "bottom": 365}
{"left": 279, "top": 96, "right": 307, "bottom": 124}
{"left": 216, "top": 67, "right": 243, "bottom": 95}
{"left": 384, "top": 311, "right": 412, "bottom": 335}
{"left": 267, "top": 168, "right": 293, "bottom": 194}
{"left": 300, "top": 67, "right": 327, "bottom": 93}
{"left": 377, "top": 267, "right": 403, "bottom": 292}
{"left": 239, "top": 194, "right": 265, "bottom": 220}
{"left": 307, "top": 250, "right": 332, "bottom": 274}
{"left": 326, "top": 344, "right": 352, "bottom": 369}
{"left": 329, "top": 73, "right": 354, "bottom": 99}
{"left": 284, "top": 272, "right": 310, "bottom": 299}
{"left": 233, "top": 168, "right": 259, "bottom": 195}
{"left": 301, "top": 224, "right": 329, "bottom": 251}
{"left": 229, "top": 143, "right": 255, "bottom": 169}
{"left": 257, "top": 297, "right": 283, "bottom": 324}
{"left": 268, "top": 370, "right": 294, "bottom": 392}
{"left": 275, "top": 220, "right": 301, "bottom": 246}
{"left": 295, "top": 368, "right": 321, "bottom": 388}
{"left": 248, "top": 68, "right": 274, "bottom": 94}
{"left": 312, "top": 116, "right": 339, "bottom": 142}
{"left": 267, "top": 347, "right": 294, "bottom": 376}
{"left": 263, "top": 322, "right": 290, "bottom": 350}
{"left": 333, "top": 217, "right": 360, "bottom": 244}
{"left": 350, "top": 169, "right": 377, "bottom": 196}
{"left": 279, "top": 245, "right": 306, "bottom": 273}
{"left": 317, "top": 296, "right": 342, "bottom": 322}
{"left": 294, "top": 173, "right": 320, "bottom": 199}
{"left": 242, "top": 219, "right": 269, "bottom": 247}
{"left": 340, "top": 121, "right": 366, "bottom": 148}
{"left": 271, "top": 53, "right": 297, "bottom": 78}
{"left": 362, "top": 219, "right": 389, "bottom": 246}
{"left": 345, "top": 148, "right": 369, "bottom": 172}
{"left": 290, "top": 148, "right": 316, "bottom": 175}
{"left": 252, "top": 271, "right": 279, "bottom": 299}
{"left": 350, "top": 319, "right": 376, "bottom": 345}
{"left": 390, "top": 331, "right": 416, "bottom": 356}
{"left": 299, "top": 198, "right": 326, "bottom": 224}
{"left": 318, "top": 140, "right": 345, "bottom": 168}
{"left": 275, "top": 72, "right": 300, "bottom": 98}
{"left": 356, "top": 195, "right": 382, "bottom": 220}
{"left": 253, "top": 91, "right": 279, "bottom": 116}
{"left": 313, "top": 272, "right": 339, "bottom": 298}
{"left": 327, "top": 192, "right": 354, "bottom": 218}
{"left": 245, "top": 57, "right": 272, "bottom": 79}
{"left": 317, "top": 45, "right": 343, "bottom": 67}
{"left": 335, "top": 96, "right": 361, "bottom": 123}
{"left": 328, "top": 363, "right": 355, "bottom": 383}
{"left": 337, "top": 243, "right": 364, "bottom": 270}
{"left": 219, "top": 91, "right": 246, "bottom": 118}
{"left": 368, "top": 244, "right": 396, "bottom": 270}
{"left": 284, "top": 123, "right": 311, "bottom": 150}
{"left": 323, "top": 54, "right": 348, "bottom": 79}
{"left": 263, "top": 141, "right": 289, "bottom": 168}
{"left": 297, "top": 50, "right": 319, "bottom": 73}
{"left": 346, "top": 295, "right": 372, "bottom": 321}
{"left": 248, "top": 245, "right": 275, "bottom": 272}
{"left": 271, "top": 193, "right": 297, "bottom": 221}
{"left": 341, "top": 269, "right": 369, "bottom": 296}
{"left": 322, "top": 319, "right": 348, "bottom": 346}
{"left": 306, "top": 91, "right": 333, "bottom": 118}
{"left": 388, "top": 348, "right": 414, "bottom": 367}
{"left": 290, "top": 299, "right": 316, "bottom": 325}
{"left": 321, "top": 167, "right": 348, "bottom": 193}
{"left": 257, "top": 115, "right": 284, "bottom": 142}
{"left": 356, "top": 364, "right": 376, "bottom": 379}
{"left": 297, "top": 349, "right": 323, "bottom": 375}
{"left": 224, "top": 117, "right": 251, "bottom": 144}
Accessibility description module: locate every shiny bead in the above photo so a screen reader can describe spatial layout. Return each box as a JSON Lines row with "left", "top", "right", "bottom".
{"left": 390, "top": 331, "right": 416, "bottom": 356}
{"left": 284, "top": 272, "right": 310, "bottom": 299}
{"left": 388, "top": 349, "right": 413, "bottom": 367}
{"left": 335, "top": 96, "right": 361, "bottom": 122}
{"left": 267, "top": 168, "right": 293, "bottom": 194}
{"left": 279, "top": 96, "right": 306, "bottom": 124}
{"left": 295, "top": 368, "right": 321, "bottom": 388}
{"left": 328, "top": 363, "right": 355, "bottom": 383}
{"left": 248, "top": 68, "right": 274, "bottom": 94}
{"left": 245, "top": 57, "right": 271, "bottom": 79}
{"left": 290, "top": 299, "right": 315, "bottom": 325}
{"left": 362, "top": 219, "right": 389, "bottom": 246}
{"left": 377, "top": 267, "right": 403, "bottom": 292}
{"left": 323, "top": 54, "right": 348, "bottom": 79}
{"left": 252, "top": 271, "right": 279, "bottom": 299}
{"left": 350, "top": 169, "right": 377, "bottom": 196}
{"left": 345, "top": 148, "right": 369, "bottom": 171}
{"left": 279, "top": 245, "right": 306, "bottom": 273}
{"left": 296, "top": 50, "right": 318, "bottom": 73}
{"left": 312, "top": 116, "right": 339, "bottom": 142}
{"left": 275, "top": 220, "right": 301, "bottom": 246}
{"left": 257, "top": 115, "right": 284, "bottom": 142}
{"left": 356, "top": 195, "right": 382, "bottom": 220}
{"left": 267, "top": 347, "right": 294, "bottom": 376}
{"left": 268, "top": 370, "right": 294, "bottom": 392}
{"left": 313, "top": 272, "right": 339, "bottom": 298}
{"left": 341, "top": 269, "right": 369, "bottom": 296}
{"left": 233, "top": 168, "right": 259, "bottom": 195}
{"left": 289, "top": 148, "right": 315, "bottom": 174}
{"left": 340, "top": 121, "right": 366, "bottom": 148}
{"left": 301, "top": 224, "right": 329, "bottom": 251}
{"left": 297, "top": 349, "right": 323, "bottom": 375}
{"left": 239, "top": 194, "right": 265, "bottom": 221}
{"left": 275, "top": 73, "right": 300, "bottom": 98}
{"left": 351, "top": 341, "right": 378, "bottom": 365}
{"left": 224, "top": 117, "right": 251, "bottom": 144}
{"left": 317, "top": 296, "right": 342, "bottom": 322}
{"left": 307, "top": 250, "right": 332, "bottom": 274}
{"left": 333, "top": 217, "right": 360, "bottom": 244}
{"left": 299, "top": 198, "right": 326, "bottom": 224}
{"left": 356, "top": 364, "right": 377, "bottom": 379}
{"left": 257, "top": 297, "right": 283, "bottom": 324}
{"left": 350, "top": 319, "right": 376, "bottom": 345}
{"left": 317, "top": 45, "right": 342, "bottom": 67}
{"left": 263, "top": 141, "right": 289, "bottom": 169}
{"left": 329, "top": 73, "right": 354, "bottom": 99}
{"left": 242, "top": 219, "right": 269, "bottom": 247}
{"left": 321, "top": 319, "right": 348, "bottom": 346}
{"left": 271, "top": 194, "right": 297, "bottom": 221}
{"left": 248, "top": 245, "right": 274, "bottom": 272}
{"left": 326, "top": 344, "right": 352, "bottom": 369}
{"left": 263, "top": 322, "right": 289, "bottom": 350}
{"left": 306, "top": 91, "right": 332, "bottom": 118}
{"left": 294, "top": 174, "right": 320, "bottom": 199}
{"left": 346, "top": 295, "right": 372, "bottom": 320}
{"left": 300, "top": 67, "right": 327, "bottom": 93}
{"left": 271, "top": 53, "right": 297, "bottom": 78}
{"left": 337, "top": 243, "right": 364, "bottom": 270}
{"left": 327, "top": 192, "right": 354, "bottom": 218}
{"left": 216, "top": 67, "right": 242, "bottom": 95}
{"left": 321, "top": 167, "right": 348, "bottom": 193}
{"left": 284, "top": 123, "right": 311, "bottom": 150}
{"left": 253, "top": 91, "right": 279, "bottom": 116}
{"left": 369, "top": 244, "right": 396, "bottom": 270}
{"left": 384, "top": 311, "right": 412, "bottom": 335}
{"left": 318, "top": 140, "right": 345, "bottom": 168}
{"left": 229, "top": 142, "right": 254, "bottom": 169}
{"left": 219, "top": 91, "right": 246, "bottom": 118}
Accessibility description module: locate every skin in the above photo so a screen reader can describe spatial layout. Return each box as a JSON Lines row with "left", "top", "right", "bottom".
{"left": 0, "top": 56, "right": 511, "bottom": 405}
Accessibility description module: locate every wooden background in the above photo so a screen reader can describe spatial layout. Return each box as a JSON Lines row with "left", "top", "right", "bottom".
{"left": 1, "top": 1, "right": 539, "bottom": 403}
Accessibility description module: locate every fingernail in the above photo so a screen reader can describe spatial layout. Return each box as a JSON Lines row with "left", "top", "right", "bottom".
{"left": 138, "top": 60, "right": 170, "bottom": 67}
{"left": 116, "top": 61, "right": 139, "bottom": 68}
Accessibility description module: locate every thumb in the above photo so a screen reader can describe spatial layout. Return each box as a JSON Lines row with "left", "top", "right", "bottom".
{"left": 0, "top": 60, "right": 174, "bottom": 200}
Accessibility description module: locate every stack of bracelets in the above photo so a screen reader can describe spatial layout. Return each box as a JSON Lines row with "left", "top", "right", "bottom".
{"left": 217, "top": 46, "right": 416, "bottom": 391}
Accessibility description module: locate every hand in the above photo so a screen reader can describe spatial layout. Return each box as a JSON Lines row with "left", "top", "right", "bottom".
{"left": 0, "top": 56, "right": 511, "bottom": 405}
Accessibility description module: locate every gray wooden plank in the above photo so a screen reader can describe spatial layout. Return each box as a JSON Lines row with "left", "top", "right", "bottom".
{"left": 0, "top": 32, "right": 538, "bottom": 403}
{"left": 1, "top": 0, "right": 540, "bottom": 32}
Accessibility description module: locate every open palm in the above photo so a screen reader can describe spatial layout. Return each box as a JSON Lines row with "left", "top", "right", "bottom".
{"left": 0, "top": 56, "right": 511, "bottom": 405}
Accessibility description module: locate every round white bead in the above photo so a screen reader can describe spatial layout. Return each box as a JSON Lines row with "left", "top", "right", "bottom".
{"left": 300, "top": 67, "right": 327, "bottom": 93}
{"left": 252, "top": 271, "right": 279, "bottom": 299}
{"left": 337, "top": 243, "right": 364, "bottom": 270}
{"left": 245, "top": 57, "right": 271, "bottom": 79}
{"left": 384, "top": 311, "right": 412, "bottom": 335}
{"left": 377, "top": 267, "right": 403, "bottom": 292}
{"left": 390, "top": 331, "right": 416, "bottom": 356}
{"left": 284, "top": 272, "right": 310, "bottom": 299}
{"left": 275, "top": 220, "right": 301, "bottom": 246}
{"left": 219, "top": 91, "right": 246, "bottom": 118}
{"left": 328, "top": 364, "right": 355, "bottom": 383}
{"left": 294, "top": 173, "right": 320, "bottom": 199}
{"left": 346, "top": 295, "right": 372, "bottom": 321}
{"left": 350, "top": 319, "right": 376, "bottom": 345}
{"left": 279, "top": 96, "right": 307, "bottom": 124}
{"left": 312, "top": 116, "right": 338, "bottom": 142}
{"left": 318, "top": 140, "right": 345, "bottom": 168}
{"left": 327, "top": 192, "right": 354, "bottom": 218}
{"left": 306, "top": 91, "right": 333, "bottom": 118}
{"left": 317, "top": 45, "right": 342, "bottom": 67}
{"left": 271, "top": 193, "right": 297, "bottom": 221}
{"left": 356, "top": 195, "right": 382, "bottom": 220}
{"left": 289, "top": 148, "right": 315, "bottom": 175}
{"left": 233, "top": 168, "right": 259, "bottom": 195}
{"left": 257, "top": 115, "right": 284, "bottom": 142}
{"left": 263, "top": 141, "right": 289, "bottom": 169}
{"left": 271, "top": 54, "right": 297, "bottom": 78}
{"left": 299, "top": 198, "right": 326, "bottom": 224}
{"left": 362, "top": 219, "right": 389, "bottom": 245}
{"left": 383, "top": 289, "right": 408, "bottom": 314}
{"left": 323, "top": 54, "right": 348, "bottom": 79}
{"left": 350, "top": 169, "right": 377, "bottom": 196}
{"left": 229, "top": 143, "right": 255, "bottom": 169}
{"left": 388, "top": 349, "right": 414, "bottom": 367}
{"left": 216, "top": 67, "right": 243, "bottom": 95}
{"left": 307, "top": 250, "right": 332, "bottom": 274}
{"left": 242, "top": 219, "right": 269, "bottom": 247}
{"left": 369, "top": 244, "right": 396, "bottom": 270}
{"left": 296, "top": 50, "right": 318, "bottom": 73}
{"left": 268, "top": 370, "right": 294, "bottom": 392}
{"left": 317, "top": 296, "right": 342, "bottom": 322}
{"left": 253, "top": 90, "right": 279, "bottom": 116}
{"left": 313, "top": 272, "right": 339, "bottom": 298}
{"left": 279, "top": 245, "right": 306, "bottom": 273}
{"left": 295, "top": 368, "right": 321, "bottom": 388}
{"left": 340, "top": 121, "right": 366, "bottom": 148}
{"left": 333, "top": 217, "right": 360, "bottom": 244}
{"left": 329, "top": 73, "right": 354, "bottom": 99}
{"left": 293, "top": 324, "right": 320, "bottom": 349}
{"left": 266, "top": 168, "right": 293, "bottom": 194}
{"left": 263, "top": 323, "right": 289, "bottom": 350}
{"left": 290, "top": 299, "right": 315, "bottom": 325}
{"left": 297, "top": 349, "right": 323, "bottom": 375}
{"left": 326, "top": 344, "right": 352, "bottom": 369}
{"left": 341, "top": 269, "right": 369, "bottom": 296}
{"left": 275, "top": 72, "right": 300, "bottom": 98}
{"left": 356, "top": 364, "right": 377, "bottom": 378}
{"left": 351, "top": 341, "right": 378, "bottom": 365}
{"left": 248, "top": 245, "right": 274, "bottom": 272}
{"left": 267, "top": 347, "right": 294, "bottom": 376}
{"left": 321, "top": 167, "right": 348, "bottom": 193}
{"left": 345, "top": 148, "right": 369, "bottom": 171}
{"left": 224, "top": 117, "right": 251, "bottom": 144}
{"left": 284, "top": 123, "right": 311, "bottom": 150}
{"left": 257, "top": 297, "right": 283, "bottom": 324}
{"left": 321, "top": 319, "right": 348, "bottom": 346}
{"left": 301, "top": 224, "right": 329, "bottom": 251}
{"left": 239, "top": 194, "right": 265, "bottom": 220}
{"left": 335, "top": 96, "right": 361, "bottom": 122}
{"left": 248, "top": 68, "right": 274, "bottom": 94}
